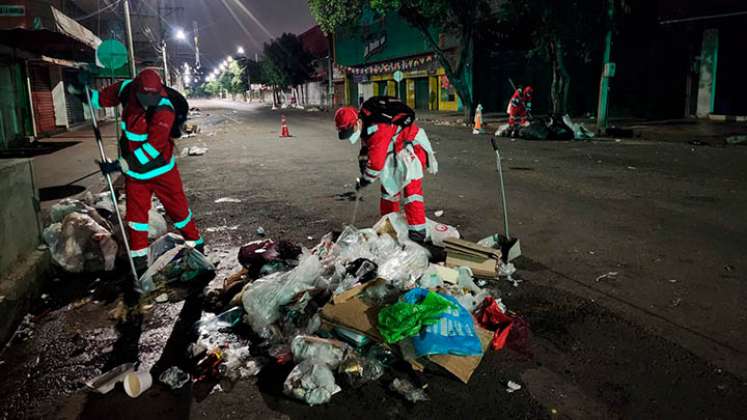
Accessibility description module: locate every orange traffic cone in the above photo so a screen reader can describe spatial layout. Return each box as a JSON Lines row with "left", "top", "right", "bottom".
{"left": 280, "top": 114, "right": 291, "bottom": 137}
{"left": 473, "top": 104, "right": 483, "bottom": 135}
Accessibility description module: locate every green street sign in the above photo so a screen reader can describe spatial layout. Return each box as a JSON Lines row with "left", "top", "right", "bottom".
{"left": 96, "top": 39, "right": 129, "bottom": 71}
{"left": 393, "top": 70, "right": 404, "bottom": 83}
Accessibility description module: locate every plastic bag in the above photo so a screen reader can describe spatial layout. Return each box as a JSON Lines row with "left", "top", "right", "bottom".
{"left": 425, "top": 219, "right": 460, "bottom": 246}
{"left": 474, "top": 296, "right": 531, "bottom": 353}
{"left": 50, "top": 199, "right": 88, "bottom": 223}
{"left": 137, "top": 245, "right": 215, "bottom": 293}
{"left": 283, "top": 361, "right": 341, "bottom": 406}
{"left": 43, "top": 212, "right": 118, "bottom": 273}
{"left": 338, "top": 354, "right": 384, "bottom": 388}
{"left": 241, "top": 252, "right": 322, "bottom": 332}
{"left": 390, "top": 378, "right": 428, "bottom": 403}
{"left": 408, "top": 291, "right": 482, "bottom": 357}
{"left": 377, "top": 244, "right": 429, "bottom": 289}
{"left": 291, "top": 336, "right": 350, "bottom": 369}
{"left": 377, "top": 288, "right": 453, "bottom": 344}
{"left": 148, "top": 233, "right": 185, "bottom": 265}
{"left": 147, "top": 208, "right": 168, "bottom": 241}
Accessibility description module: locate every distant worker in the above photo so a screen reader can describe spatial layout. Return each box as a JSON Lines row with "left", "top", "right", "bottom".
{"left": 506, "top": 85, "right": 533, "bottom": 137}
{"left": 88, "top": 69, "right": 204, "bottom": 276}
{"left": 335, "top": 96, "right": 438, "bottom": 243}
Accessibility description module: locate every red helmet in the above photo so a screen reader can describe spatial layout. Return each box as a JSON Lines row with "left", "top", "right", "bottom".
{"left": 335, "top": 106, "right": 359, "bottom": 140}
{"left": 523, "top": 85, "right": 534, "bottom": 99}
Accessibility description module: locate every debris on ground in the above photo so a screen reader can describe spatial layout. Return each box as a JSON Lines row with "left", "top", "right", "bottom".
{"left": 595, "top": 271, "right": 619, "bottom": 282}
{"left": 214, "top": 197, "right": 242, "bottom": 203}
{"left": 390, "top": 378, "right": 429, "bottom": 403}
{"left": 434, "top": 210, "right": 444, "bottom": 217}
{"left": 159, "top": 367, "right": 191, "bottom": 390}
{"left": 70, "top": 210, "right": 526, "bottom": 405}
{"left": 86, "top": 363, "right": 136, "bottom": 394}
{"left": 506, "top": 380, "right": 522, "bottom": 393}
{"left": 187, "top": 146, "right": 208, "bottom": 156}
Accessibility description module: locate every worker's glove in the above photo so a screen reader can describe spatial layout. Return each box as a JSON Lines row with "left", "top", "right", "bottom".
{"left": 98, "top": 158, "right": 127, "bottom": 175}
{"left": 355, "top": 177, "right": 370, "bottom": 191}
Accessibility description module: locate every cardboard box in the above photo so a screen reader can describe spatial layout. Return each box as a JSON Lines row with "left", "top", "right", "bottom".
{"left": 445, "top": 252, "right": 499, "bottom": 279}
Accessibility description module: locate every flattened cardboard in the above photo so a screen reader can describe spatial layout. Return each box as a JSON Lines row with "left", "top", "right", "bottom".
{"left": 320, "top": 295, "right": 491, "bottom": 384}
{"left": 446, "top": 252, "right": 499, "bottom": 279}
{"left": 443, "top": 238, "right": 501, "bottom": 260}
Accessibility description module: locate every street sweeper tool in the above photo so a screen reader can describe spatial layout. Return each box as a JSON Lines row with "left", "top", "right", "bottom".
{"left": 489, "top": 137, "right": 522, "bottom": 262}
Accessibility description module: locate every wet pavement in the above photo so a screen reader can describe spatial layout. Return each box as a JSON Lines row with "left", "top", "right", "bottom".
{"left": 1, "top": 100, "right": 746, "bottom": 419}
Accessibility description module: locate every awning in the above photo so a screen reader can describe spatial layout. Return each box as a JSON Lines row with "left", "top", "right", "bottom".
{"left": 0, "top": 5, "right": 101, "bottom": 61}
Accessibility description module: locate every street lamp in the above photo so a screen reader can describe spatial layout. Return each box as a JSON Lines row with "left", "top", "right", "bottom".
{"left": 226, "top": 56, "right": 234, "bottom": 63}
{"left": 161, "top": 28, "right": 189, "bottom": 87}
{"left": 237, "top": 46, "right": 245, "bottom": 55}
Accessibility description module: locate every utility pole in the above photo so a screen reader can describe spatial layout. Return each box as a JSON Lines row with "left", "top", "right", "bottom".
{"left": 193, "top": 20, "right": 201, "bottom": 70}
{"left": 161, "top": 40, "right": 169, "bottom": 86}
{"left": 123, "top": 0, "right": 137, "bottom": 77}
{"left": 328, "top": 34, "right": 334, "bottom": 108}
{"left": 596, "top": 0, "right": 615, "bottom": 133}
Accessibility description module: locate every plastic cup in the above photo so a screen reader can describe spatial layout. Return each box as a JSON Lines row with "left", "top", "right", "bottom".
{"left": 123, "top": 371, "right": 153, "bottom": 398}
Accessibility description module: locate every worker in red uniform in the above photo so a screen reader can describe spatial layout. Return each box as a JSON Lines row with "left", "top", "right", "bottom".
{"left": 506, "top": 85, "right": 533, "bottom": 137}
{"left": 335, "top": 97, "right": 438, "bottom": 243}
{"left": 89, "top": 69, "right": 203, "bottom": 276}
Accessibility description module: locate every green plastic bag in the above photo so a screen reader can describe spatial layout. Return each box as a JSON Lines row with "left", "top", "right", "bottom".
{"left": 377, "top": 288, "right": 453, "bottom": 344}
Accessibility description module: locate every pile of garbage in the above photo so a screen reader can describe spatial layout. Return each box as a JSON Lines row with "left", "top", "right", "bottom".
{"left": 187, "top": 213, "right": 528, "bottom": 406}
{"left": 495, "top": 114, "right": 594, "bottom": 141}
{"left": 42, "top": 194, "right": 215, "bottom": 293}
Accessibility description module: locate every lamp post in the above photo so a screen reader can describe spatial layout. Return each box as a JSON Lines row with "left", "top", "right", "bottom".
{"left": 161, "top": 28, "right": 189, "bottom": 87}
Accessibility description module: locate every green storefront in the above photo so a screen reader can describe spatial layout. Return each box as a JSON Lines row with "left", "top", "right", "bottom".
{"left": 0, "top": 59, "right": 33, "bottom": 149}
{"left": 334, "top": 8, "right": 463, "bottom": 112}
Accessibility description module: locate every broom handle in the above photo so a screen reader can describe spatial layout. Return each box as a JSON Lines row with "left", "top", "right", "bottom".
{"left": 491, "top": 138, "right": 510, "bottom": 238}
{"left": 85, "top": 86, "right": 140, "bottom": 286}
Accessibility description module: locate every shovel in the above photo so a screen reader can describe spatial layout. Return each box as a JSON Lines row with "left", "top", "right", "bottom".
{"left": 84, "top": 86, "right": 140, "bottom": 286}
{"left": 488, "top": 138, "right": 521, "bottom": 262}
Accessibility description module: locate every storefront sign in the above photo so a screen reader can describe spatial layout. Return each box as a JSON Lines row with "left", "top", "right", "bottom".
{"left": 0, "top": 5, "right": 25, "bottom": 16}
{"left": 364, "top": 33, "right": 387, "bottom": 58}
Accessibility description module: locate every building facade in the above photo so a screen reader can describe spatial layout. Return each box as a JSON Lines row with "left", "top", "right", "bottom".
{"left": 334, "top": 8, "right": 463, "bottom": 112}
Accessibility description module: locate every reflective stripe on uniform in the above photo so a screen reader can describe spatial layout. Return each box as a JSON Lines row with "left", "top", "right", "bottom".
{"left": 408, "top": 223, "right": 427, "bottom": 232}
{"left": 128, "top": 221, "right": 149, "bottom": 232}
{"left": 91, "top": 90, "right": 101, "bottom": 110}
{"left": 158, "top": 97, "right": 174, "bottom": 109}
{"left": 142, "top": 143, "right": 160, "bottom": 159}
{"left": 121, "top": 121, "right": 148, "bottom": 142}
{"left": 130, "top": 248, "right": 148, "bottom": 258}
{"left": 125, "top": 156, "right": 176, "bottom": 180}
{"left": 186, "top": 237, "right": 204, "bottom": 247}
{"left": 118, "top": 79, "right": 133, "bottom": 95}
{"left": 381, "top": 192, "right": 399, "bottom": 202}
{"left": 366, "top": 125, "right": 378, "bottom": 135}
{"left": 133, "top": 148, "right": 149, "bottom": 165}
{"left": 404, "top": 194, "right": 424, "bottom": 205}
{"left": 174, "top": 209, "right": 192, "bottom": 229}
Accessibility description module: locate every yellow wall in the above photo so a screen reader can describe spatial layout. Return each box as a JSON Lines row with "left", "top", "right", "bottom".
{"left": 353, "top": 66, "right": 460, "bottom": 111}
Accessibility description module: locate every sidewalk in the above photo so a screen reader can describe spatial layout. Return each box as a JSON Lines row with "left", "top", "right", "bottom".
{"left": 32, "top": 121, "right": 120, "bottom": 214}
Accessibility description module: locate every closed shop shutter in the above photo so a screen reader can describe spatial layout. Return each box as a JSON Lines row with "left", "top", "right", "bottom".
{"left": 29, "top": 64, "right": 57, "bottom": 134}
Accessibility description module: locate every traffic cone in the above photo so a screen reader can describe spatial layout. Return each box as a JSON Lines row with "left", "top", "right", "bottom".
{"left": 280, "top": 114, "right": 291, "bottom": 137}
{"left": 473, "top": 104, "right": 483, "bottom": 135}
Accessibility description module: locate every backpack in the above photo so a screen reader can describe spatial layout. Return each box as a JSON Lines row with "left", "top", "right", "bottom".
{"left": 119, "top": 82, "right": 189, "bottom": 138}
{"left": 359, "top": 96, "right": 415, "bottom": 130}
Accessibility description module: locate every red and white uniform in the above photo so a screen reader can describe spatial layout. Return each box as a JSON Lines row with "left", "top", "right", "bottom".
{"left": 361, "top": 122, "right": 437, "bottom": 236}
{"left": 91, "top": 70, "right": 201, "bottom": 259}
{"left": 507, "top": 87, "right": 533, "bottom": 129}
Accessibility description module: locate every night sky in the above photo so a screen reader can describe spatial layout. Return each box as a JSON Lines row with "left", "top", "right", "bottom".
{"left": 180, "top": 0, "right": 315, "bottom": 71}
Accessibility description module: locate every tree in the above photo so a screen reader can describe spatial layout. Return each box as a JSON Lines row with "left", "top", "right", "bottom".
{"left": 308, "top": 0, "right": 490, "bottom": 119}
{"left": 497, "top": 0, "right": 622, "bottom": 115}
{"left": 263, "top": 33, "right": 313, "bottom": 105}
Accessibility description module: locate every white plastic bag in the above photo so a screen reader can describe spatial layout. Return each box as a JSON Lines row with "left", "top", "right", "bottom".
{"left": 291, "top": 336, "right": 350, "bottom": 369}
{"left": 283, "top": 361, "right": 341, "bottom": 406}
{"left": 426, "top": 219, "right": 460, "bottom": 246}
{"left": 43, "top": 212, "right": 118, "bottom": 273}
{"left": 242, "top": 252, "right": 322, "bottom": 332}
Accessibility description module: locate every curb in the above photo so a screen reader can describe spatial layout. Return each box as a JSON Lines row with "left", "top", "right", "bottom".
{"left": 0, "top": 250, "right": 51, "bottom": 346}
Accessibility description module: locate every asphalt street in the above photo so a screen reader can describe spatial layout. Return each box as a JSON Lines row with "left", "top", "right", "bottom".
{"left": 1, "top": 99, "right": 745, "bottom": 419}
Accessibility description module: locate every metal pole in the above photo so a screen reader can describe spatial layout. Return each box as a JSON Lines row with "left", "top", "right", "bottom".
{"left": 84, "top": 86, "right": 140, "bottom": 286}
{"left": 24, "top": 60, "right": 38, "bottom": 139}
{"left": 596, "top": 0, "right": 614, "bottom": 133}
{"left": 161, "top": 40, "right": 169, "bottom": 87}
{"left": 193, "top": 20, "right": 200, "bottom": 69}
{"left": 491, "top": 138, "right": 510, "bottom": 238}
{"left": 123, "top": 0, "right": 137, "bottom": 78}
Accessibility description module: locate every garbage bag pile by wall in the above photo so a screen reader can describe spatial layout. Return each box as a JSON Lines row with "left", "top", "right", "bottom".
{"left": 184, "top": 213, "right": 528, "bottom": 406}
